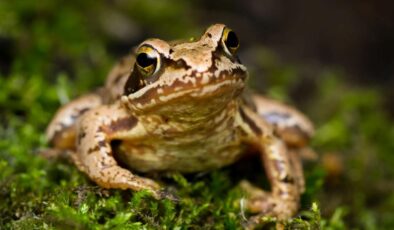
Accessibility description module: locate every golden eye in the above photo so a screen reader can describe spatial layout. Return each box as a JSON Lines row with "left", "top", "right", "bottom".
{"left": 135, "top": 46, "right": 161, "bottom": 77}
{"left": 221, "top": 27, "right": 240, "bottom": 56}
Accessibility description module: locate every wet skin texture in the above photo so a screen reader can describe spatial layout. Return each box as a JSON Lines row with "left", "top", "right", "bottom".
{"left": 46, "top": 24, "right": 314, "bottom": 223}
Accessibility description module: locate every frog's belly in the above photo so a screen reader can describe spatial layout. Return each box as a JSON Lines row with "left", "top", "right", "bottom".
{"left": 116, "top": 141, "right": 246, "bottom": 173}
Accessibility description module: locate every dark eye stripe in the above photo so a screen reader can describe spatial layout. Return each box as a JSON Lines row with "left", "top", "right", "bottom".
{"left": 124, "top": 70, "right": 145, "bottom": 95}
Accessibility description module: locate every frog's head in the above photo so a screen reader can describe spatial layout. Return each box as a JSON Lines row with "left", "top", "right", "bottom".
{"left": 121, "top": 24, "right": 247, "bottom": 119}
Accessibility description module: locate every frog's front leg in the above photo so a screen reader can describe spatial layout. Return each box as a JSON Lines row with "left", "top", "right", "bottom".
{"left": 76, "top": 103, "right": 161, "bottom": 198}
{"left": 237, "top": 106, "right": 299, "bottom": 220}
{"left": 251, "top": 94, "right": 315, "bottom": 193}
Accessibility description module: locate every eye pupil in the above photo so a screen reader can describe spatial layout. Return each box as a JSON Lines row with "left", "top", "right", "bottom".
{"left": 225, "top": 31, "right": 239, "bottom": 49}
{"left": 137, "top": 53, "right": 157, "bottom": 68}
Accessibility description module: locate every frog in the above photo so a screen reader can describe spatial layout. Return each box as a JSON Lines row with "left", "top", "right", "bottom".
{"left": 46, "top": 24, "right": 314, "bottom": 222}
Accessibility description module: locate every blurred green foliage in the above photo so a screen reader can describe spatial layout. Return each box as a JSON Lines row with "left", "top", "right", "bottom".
{"left": 1, "top": 0, "right": 393, "bottom": 229}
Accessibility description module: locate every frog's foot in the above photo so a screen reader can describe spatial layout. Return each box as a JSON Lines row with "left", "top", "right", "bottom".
{"left": 92, "top": 168, "right": 181, "bottom": 201}
{"left": 157, "top": 188, "right": 180, "bottom": 202}
{"left": 246, "top": 195, "right": 298, "bottom": 220}
{"left": 40, "top": 148, "right": 165, "bottom": 200}
{"left": 240, "top": 180, "right": 298, "bottom": 221}
{"left": 243, "top": 214, "right": 285, "bottom": 230}
{"left": 90, "top": 165, "right": 161, "bottom": 197}
{"left": 94, "top": 168, "right": 180, "bottom": 201}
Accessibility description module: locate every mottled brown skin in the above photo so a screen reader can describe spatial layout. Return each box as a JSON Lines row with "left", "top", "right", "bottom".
{"left": 46, "top": 24, "right": 314, "bottom": 223}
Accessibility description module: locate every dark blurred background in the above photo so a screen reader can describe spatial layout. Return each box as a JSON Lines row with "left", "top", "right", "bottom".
{"left": 1, "top": 0, "right": 394, "bottom": 228}
{"left": 1, "top": 0, "right": 393, "bottom": 113}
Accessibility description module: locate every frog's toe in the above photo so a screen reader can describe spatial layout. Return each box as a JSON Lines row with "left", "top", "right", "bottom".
{"left": 157, "top": 188, "right": 180, "bottom": 202}
{"left": 135, "top": 177, "right": 161, "bottom": 191}
{"left": 246, "top": 196, "right": 298, "bottom": 220}
{"left": 239, "top": 180, "right": 298, "bottom": 220}
{"left": 243, "top": 214, "right": 285, "bottom": 230}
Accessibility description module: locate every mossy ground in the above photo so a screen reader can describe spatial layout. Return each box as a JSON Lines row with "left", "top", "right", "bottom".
{"left": 1, "top": 1, "right": 394, "bottom": 229}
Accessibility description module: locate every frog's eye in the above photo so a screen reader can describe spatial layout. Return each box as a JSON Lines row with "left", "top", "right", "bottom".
{"left": 221, "top": 27, "right": 240, "bottom": 56}
{"left": 135, "top": 45, "right": 161, "bottom": 78}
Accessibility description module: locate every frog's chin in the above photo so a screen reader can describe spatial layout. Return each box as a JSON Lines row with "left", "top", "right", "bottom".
{"left": 122, "top": 69, "right": 246, "bottom": 113}
{"left": 122, "top": 77, "right": 245, "bottom": 115}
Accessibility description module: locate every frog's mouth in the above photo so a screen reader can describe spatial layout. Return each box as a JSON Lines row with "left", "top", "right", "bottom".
{"left": 121, "top": 68, "right": 247, "bottom": 113}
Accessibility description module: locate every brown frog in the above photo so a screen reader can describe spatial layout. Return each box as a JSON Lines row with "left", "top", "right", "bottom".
{"left": 46, "top": 24, "right": 314, "bottom": 221}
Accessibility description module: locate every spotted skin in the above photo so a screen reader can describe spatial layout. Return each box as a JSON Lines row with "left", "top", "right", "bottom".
{"left": 45, "top": 24, "right": 315, "bottom": 223}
